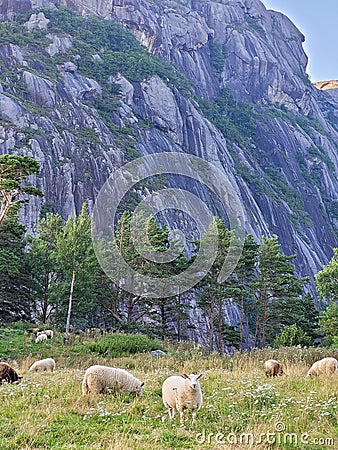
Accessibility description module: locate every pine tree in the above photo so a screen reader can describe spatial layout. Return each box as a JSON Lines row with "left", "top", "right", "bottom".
{"left": 0, "top": 154, "right": 42, "bottom": 224}
{"left": 254, "top": 236, "right": 307, "bottom": 348}
{"left": 315, "top": 248, "right": 338, "bottom": 301}
{"left": 233, "top": 234, "right": 259, "bottom": 349}
{"left": 196, "top": 217, "right": 234, "bottom": 352}
{"left": 0, "top": 211, "right": 34, "bottom": 323}
{"left": 0, "top": 154, "right": 42, "bottom": 324}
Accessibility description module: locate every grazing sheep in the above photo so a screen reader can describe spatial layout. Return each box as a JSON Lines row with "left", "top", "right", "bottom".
{"left": 162, "top": 373, "right": 203, "bottom": 426}
{"left": 82, "top": 365, "right": 144, "bottom": 396}
{"left": 29, "top": 358, "right": 56, "bottom": 373}
{"left": 37, "top": 330, "right": 53, "bottom": 339}
{"left": 35, "top": 333, "right": 48, "bottom": 343}
{"left": 44, "top": 330, "right": 54, "bottom": 339}
{"left": 0, "top": 362, "right": 21, "bottom": 383}
{"left": 306, "top": 357, "right": 338, "bottom": 378}
{"left": 264, "top": 359, "right": 284, "bottom": 377}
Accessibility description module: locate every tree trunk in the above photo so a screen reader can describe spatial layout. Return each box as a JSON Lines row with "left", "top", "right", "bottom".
{"left": 262, "top": 291, "right": 268, "bottom": 348}
{"left": 254, "top": 290, "right": 261, "bottom": 348}
{"left": 239, "top": 293, "right": 244, "bottom": 350}
{"left": 209, "top": 291, "right": 215, "bottom": 352}
{"left": 177, "top": 289, "right": 181, "bottom": 343}
{"left": 65, "top": 269, "right": 76, "bottom": 334}
{"left": 217, "top": 298, "right": 223, "bottom": 354}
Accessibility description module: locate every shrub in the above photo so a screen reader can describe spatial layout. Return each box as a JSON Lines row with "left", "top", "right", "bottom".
{"left": 274, "top": 324, "right": 312, "bottom": 348}
{"left": 87, "top": 333, "right": 162, "bottom": 357}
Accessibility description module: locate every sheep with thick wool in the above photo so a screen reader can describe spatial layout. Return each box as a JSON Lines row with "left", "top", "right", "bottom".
{"left": 82, "top": 365, "right": 144, "bottom": 396}
{"left": 35, "top": 333, "right": 48, "bottom": 343}
{"left": 162, "top": 373, "right": 203, "bottom": 426}
{"left": 29, "top": 358, "right": 56, "bottom": 373}
{"left": 264, "top": 359, "right": 284, "bottom": 377}
{"left": 37, "top": 330, "right": 54, "bottom": 339}
{"left": 0, "top": 362, "right": 21, "bottom": 383}
{"left": 306, "top": 357, "right": 338, "bottom": 378}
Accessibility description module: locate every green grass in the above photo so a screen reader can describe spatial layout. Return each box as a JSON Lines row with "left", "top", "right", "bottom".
{"left": 0, "top": 328, "right": 337, "bottom": 449}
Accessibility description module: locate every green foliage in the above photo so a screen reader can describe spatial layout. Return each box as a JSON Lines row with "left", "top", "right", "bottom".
{"left": 198, "top": 87, "right": 256, "bottom": 145}
{"left": 54, "top": 203, "right": 98, "bottom": 332}
{"left": 33, "top": 8, "right": 191, "bottom": 94}
{"left": 208, "top": 40, "right": 225, "bottom": 74}
{"left": 274, "top": 324, "right": 312, "bottom": 348}
{"left": 254, "top": 236, "right": 308, "bottom": 348}
{"left": 318, "top": 301, "right": 338, "bottom": 346}
{"left": 87, "top": 333, "right": 162, "bottom": 357}
{"left": 0, "top": 213, "right": 34, "bottom": 324}
{"left": 29, "top": 212, "right": 64, "bottom": 323}
{"left": 0, "top": 154, "right": 42, "bottom": 224}
{"left": 262, "top": 167, "right": 312, "bottom": 225}
{"left": 315, "top": 248, "right": 338, "bottom": 301}
{"left": 0, "top": 20, "right": 50, "bottom": 46}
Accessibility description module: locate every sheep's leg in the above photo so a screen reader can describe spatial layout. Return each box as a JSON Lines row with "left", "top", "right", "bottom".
{"left": 168, "top": 408, "right": 175, "bottom": 419}
{"left": 179, "top": 409, "right": 185, "bottom": 427}
{"left": 192, "top": 410, "right": 196, "bottom": 424}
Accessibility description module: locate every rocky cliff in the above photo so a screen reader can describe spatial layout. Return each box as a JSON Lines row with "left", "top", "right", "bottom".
{"left": 0, "top": 0, "right": 337, "bottom": 342}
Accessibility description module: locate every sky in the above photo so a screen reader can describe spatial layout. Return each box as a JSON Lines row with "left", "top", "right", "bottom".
{"left": 261, "top": 0, "right": 338, "bottom": 82}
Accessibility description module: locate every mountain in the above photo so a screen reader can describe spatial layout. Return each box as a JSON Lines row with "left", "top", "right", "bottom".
{"left": 0, "top": 0, "right": 337, "bottom": 342}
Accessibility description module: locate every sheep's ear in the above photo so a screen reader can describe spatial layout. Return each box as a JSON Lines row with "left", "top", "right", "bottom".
{"left": 182, "top": 373, "right": 190, "bottom": 379}
{"left": 196, "top": 373, "right": 204, "bottom": 380}
{"left": 140, "top": 382, "right": 144, "bottom": 387}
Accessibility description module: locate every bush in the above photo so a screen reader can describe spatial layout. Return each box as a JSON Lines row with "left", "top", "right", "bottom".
{"left": 88, "top": 333, "right": 162, "bottom": 357}
{"left": 274, "top": 324, "right": 312, "bottom": 348}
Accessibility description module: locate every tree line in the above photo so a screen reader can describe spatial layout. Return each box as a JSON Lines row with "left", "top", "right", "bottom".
{"left": 1, "top": 154, "right": 337, "bottom": 351}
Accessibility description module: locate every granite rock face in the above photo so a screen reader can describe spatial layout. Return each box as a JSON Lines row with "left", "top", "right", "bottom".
{"left": 0, "top": 0, "right": 337, "bottom": 346}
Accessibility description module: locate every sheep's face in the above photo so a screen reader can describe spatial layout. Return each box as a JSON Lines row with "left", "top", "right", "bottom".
{"left": 182, "top": 373, "right": 203, "bottom": 390}
{"left": 133, "top": 382, "right": 144, "bottom": 397}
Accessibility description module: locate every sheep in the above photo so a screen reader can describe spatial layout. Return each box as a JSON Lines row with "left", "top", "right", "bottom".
{"left": 37, "top": 330, "right": 53, "bottom": 339}
{"left": 29, "top": 358, "right": 56, "bottom": 373}
{"left": 35, "top": 333, "right": 48, "bottom": 343}
{"left": 264, "top": 359, "right": 284, "bottom": 377}
{"left": 82, "top": 365, "right": 144, "bottom": 397}
{"left": 306, "top": 357, "right": 338, "bottom": 378}
{"left": 162, "top": 373, "right": 203, "bottom": 426}
{"left": 152, "top": 349, "right": 165, "bottom": 357}
{"left": 0, "top": 362, "right": 21, "bottom": 384}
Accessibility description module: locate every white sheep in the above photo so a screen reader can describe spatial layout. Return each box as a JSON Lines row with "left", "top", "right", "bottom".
{"left": 82, "top": 365, "right": 144, "bottom": 396}
{"left": 44, "top": 330, "right": 54, "bottom": 339}
{"left": 29, "top": 358, "right": 56, "bottom": 372}
{"left": 306, "top": 357, "right": 338, "bottom": 378}
{"left": 162, "top": 373, "right": 203, "bottom": 426}
{"left": 264, "top": 359, "right": 284, "bottom": 377}
{"left": 35, "top": 333, "right": 48, "bottom": 343}
{"left": 37, "top": 330, "right": 53, "bottom": 338}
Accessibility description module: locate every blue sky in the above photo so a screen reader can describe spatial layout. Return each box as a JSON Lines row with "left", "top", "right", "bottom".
{"left": 262, "top": 0, "right": 338, "bottom": 82}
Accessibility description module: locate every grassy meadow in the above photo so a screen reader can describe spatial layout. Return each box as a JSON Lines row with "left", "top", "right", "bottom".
{"left": 0, "top": 326, "right": 337, "bottom": 450}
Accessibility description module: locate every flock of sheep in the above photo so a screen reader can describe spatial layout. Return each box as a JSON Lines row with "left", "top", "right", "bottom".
{"left": 0, "top": 329, "right": 338, "bottom": 427}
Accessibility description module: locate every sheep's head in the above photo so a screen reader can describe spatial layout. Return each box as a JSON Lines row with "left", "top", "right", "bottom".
{"left": 133, "top": 381, "right": 144, "bottom": 397}
{"left": 182, "top": 373, "right": 203, "bottom": 390}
